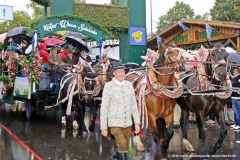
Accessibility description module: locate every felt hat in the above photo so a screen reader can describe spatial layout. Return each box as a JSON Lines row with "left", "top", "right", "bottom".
{"left": 111, "top": 62, "right": 129, "bottom": 76}
{"left": 51, "top": 45, "right": 58, "bottom": 50}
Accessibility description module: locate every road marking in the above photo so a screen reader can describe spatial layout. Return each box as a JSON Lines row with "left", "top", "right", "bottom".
{"left": 0, "top": 122, "right": 42, "bottom": 160}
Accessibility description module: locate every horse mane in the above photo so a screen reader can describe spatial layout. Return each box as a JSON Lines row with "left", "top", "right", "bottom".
{"left": 154, "top": 52, "right": 165, "bottom": 66}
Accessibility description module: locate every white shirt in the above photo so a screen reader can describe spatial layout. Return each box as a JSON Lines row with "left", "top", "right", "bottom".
{"left": 113, "top": 77, "right": 124, "bottom": 85}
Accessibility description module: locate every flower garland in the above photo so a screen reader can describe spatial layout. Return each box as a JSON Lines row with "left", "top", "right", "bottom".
{"left": 1, "top": 51, "right": 43, "bottom": 97}
{"left": 30, "top": 51, "right": 43, "bottom": 85}
{"left": 1, "top": 55, "right": 19, "bottom": 97}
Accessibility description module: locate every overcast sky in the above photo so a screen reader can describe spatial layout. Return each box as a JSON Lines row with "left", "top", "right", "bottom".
{"left": 0, "top": 0, "right": 216, "bottom": 33}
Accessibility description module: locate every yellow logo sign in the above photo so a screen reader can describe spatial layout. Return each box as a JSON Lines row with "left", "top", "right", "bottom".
{"left": 132, "top": 30, "right": 143, "bottom": 43}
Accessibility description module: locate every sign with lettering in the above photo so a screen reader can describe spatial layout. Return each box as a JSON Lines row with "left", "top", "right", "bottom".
{"left": 36, "top": 18, "right": 104, "bottom": 42}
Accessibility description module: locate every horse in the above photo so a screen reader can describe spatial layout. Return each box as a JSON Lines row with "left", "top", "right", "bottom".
{"left": 59, "top": 64, "right": 98, "bottom": 134}
{"left": 124, "top": 48, "right": 184, "bottom": 156}
{"left": 176, "top": 42, "right": 231, "bottom": 157}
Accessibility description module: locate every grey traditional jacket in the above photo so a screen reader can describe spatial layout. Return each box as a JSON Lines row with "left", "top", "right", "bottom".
{"left": 100, "top": 78, "right": 140, "bottom": 130}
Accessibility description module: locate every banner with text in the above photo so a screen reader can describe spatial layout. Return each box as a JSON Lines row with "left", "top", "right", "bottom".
{"left": 36, "top": 18, "right": 104, "bottom": 42}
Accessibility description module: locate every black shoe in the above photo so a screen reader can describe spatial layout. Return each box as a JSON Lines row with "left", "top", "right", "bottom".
{"left": 108, "top": 150, "right": 119, "bottom": 160}
{"left": 118, "top": 152, "right": 127, "bottom": 160}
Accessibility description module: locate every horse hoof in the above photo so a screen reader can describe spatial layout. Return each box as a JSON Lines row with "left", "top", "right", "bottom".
{"left": 82, "top": 130, "right": 89, "bottom": 135}
{"left": 73, "top": 125, "right": 79, "bottom": 130}
{"left": 136, "top": 145, "right": 145, "bottom": 152}
{"left": 208, "top": 145, "right": 216, "bottom": 155}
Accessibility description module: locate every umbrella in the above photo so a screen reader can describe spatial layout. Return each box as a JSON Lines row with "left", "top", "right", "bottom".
{"left": 13, "top": 34, "right": 32, "bottom": 45}
{"left": 6, "top": 27, "right": 27, "bottom": 40}
{"left": 44, "top": 36, "right": 65, "bottom": 45}
{"left": 228, "top": 52, "right": 240, "bottom": 63}
{"left": 62, "top": 31, "right": 85, "bottom": 39}
{"left": 65, "top": 36, "right": 89, "bottom": 52}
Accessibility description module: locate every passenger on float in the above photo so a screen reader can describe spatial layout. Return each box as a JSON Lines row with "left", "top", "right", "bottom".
{"left": 48, "top": 46, "right": 63, "bottom": 83}
{"left": 61, "top": 46, "right": 77, "bottom": 74}
{"left": 37, "top": 42, "right": 49, "bottom": 71}
{"left": 60, "top": 45, "right": 69, "bottom": 59}
{"left": 79, "top": 48, "right": 92, "bottom": 63}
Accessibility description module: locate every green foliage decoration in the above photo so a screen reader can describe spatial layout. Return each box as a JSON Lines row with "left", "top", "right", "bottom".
{"left": 74, "top": 3, "right": 129, "bottom": 33}
{"left": 0, "top": 75, "right": 9, "bottom": 83}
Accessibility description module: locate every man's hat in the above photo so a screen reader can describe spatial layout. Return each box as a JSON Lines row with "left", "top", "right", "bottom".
{"left": 21, "top": 37, "right": 31, "bottom": 45}
{"left": 51, "top": 45, "right": 58, "bottom": 50}
{"left": 111, "top": 62, "right": 129, "bottom": 76}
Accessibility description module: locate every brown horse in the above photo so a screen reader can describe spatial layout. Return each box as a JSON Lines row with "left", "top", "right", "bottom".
{"left": 177, "top": 43, "right": 231, "bottom": 157}
{"left": 125, "top": 47, "right": 184, "bottom": 156}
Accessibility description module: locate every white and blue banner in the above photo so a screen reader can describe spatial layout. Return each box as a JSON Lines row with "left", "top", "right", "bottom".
{"left": 206, "top": 24, "right": 213, "bottom": 39}
{"left": 156, "top": 36, "right": 163, "bottom": 48}
{"left": 178, "top": 19, "right": 188, "bottom": 31}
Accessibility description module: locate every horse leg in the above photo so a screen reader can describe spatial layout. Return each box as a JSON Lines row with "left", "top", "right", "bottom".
{"left": 132, "top": 123, "right": 145, "bottom": 152}
{"left": 195, "top": 112, "right": 207, "bottom": 157}
{"left": 61, "top": 101, "right": 67, "bottom": 127}
{"left": 80, "top": 101, "right": 88, "bottom": 134}
{"left": 208, "top": 110, "right": 227, "bottom": 154}
{"left": 180, "top": 105, "right": 194, "bottom": 152}
{"left": 89, "top": 99, "right": 97, "bottom": 132}
{"left": 161, "top": 117, "right": 174, "bottom": 153}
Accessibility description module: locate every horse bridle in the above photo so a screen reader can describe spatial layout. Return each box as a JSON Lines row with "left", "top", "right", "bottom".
{"left": 209, "top": 48, "right": 228, "bottom": 81}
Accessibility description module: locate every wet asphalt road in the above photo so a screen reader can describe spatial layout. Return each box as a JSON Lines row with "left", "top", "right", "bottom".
{"left": 0, "top": 102, "right": 240, "bottom": 160}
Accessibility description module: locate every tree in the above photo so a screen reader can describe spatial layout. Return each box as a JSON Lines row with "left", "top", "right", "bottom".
{"left": 26, "top": 1, "right": 45, "bottom": 19}
{"left": 210, "top": 0, "right": 240, "bottom": 22}
{"left": 110, "top": 0, "right": 119, "bottom": 5}
{"left": 75, "top": 0, "right": 86, "bottom": 2}
{"left": 0, "top": 11, "right": 31, "bottom": 34}
{"left": 195, "top": 12, "right": 212, "bottom": 20}
{"left": 157, "top": 1, "right": 194, "bottom": 32}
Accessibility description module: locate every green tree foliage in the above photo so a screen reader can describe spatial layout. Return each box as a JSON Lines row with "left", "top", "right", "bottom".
{"left": 157, "top": 1, "right": 194, "bottom": 32}
{"left": 27, "top": 1, "right": 45, "bottom": 19}
{"left": 110, "top": 0, "right": 119, "bottom": 5}
{"left": 75, "top": 0, "right": 86, "bottom": 2}
{"left": 31, "top": 0, "right": 50, "bottom": 7}
{"left": 0, "top": 11, "right": 31, "bottom": 34}
{"left": 195, "top": 12, "right": 211, "bottom": 20}
{"left": 210, "top": 0, "right": 240, "bottom": 22}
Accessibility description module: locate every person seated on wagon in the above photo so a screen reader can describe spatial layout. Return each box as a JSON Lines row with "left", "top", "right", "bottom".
{"left": 48, "top": 46, "right": 63, "bottom": 83}
{"left": 79, "top": 48, "right": 92, "bottom": 63}
{"left": 37, "top": 43, "right": 49, "bottom": 68}
{"left": 61, "top": 47, "right": 77, "bottom": 74}
{"left": 60, "top": 45, "right": 69, "bottom": 59}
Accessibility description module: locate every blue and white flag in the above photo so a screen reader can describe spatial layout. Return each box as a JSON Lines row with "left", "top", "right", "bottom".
{"left": 156, "top": 36, "right": 163, "bottom": 48}
{"left": 178, "top": 19, "right": 188, "bottom": 31}
{"left": 99, "top": 38, "right": 105, "bottom": 61}
{"left": 206, "top": 24, "right": 213, "bottom": 39}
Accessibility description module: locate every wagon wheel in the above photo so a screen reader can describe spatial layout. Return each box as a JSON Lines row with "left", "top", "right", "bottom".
{"left": 26, "top": 101, "right": 33, "bottom": 120}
